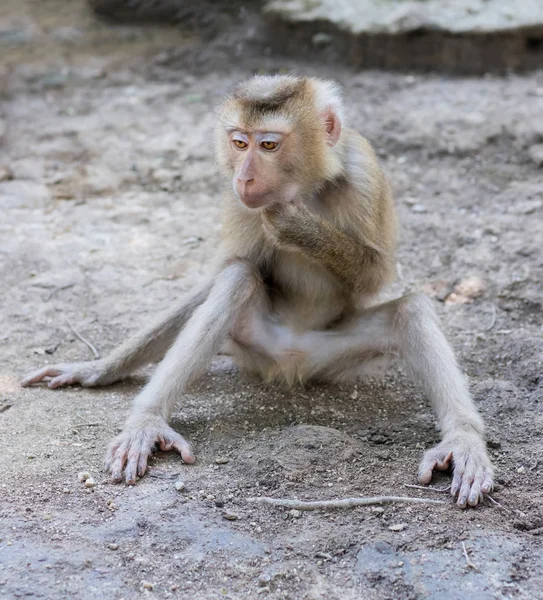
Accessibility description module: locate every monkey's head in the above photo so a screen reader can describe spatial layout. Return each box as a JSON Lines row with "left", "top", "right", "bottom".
{"left": 216, "top": 75, "right": 345, "bottom": 209}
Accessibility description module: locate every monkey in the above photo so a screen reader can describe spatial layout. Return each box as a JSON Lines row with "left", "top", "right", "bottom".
{"left": 22, "top": 74, "right": 494, "bottom": 508}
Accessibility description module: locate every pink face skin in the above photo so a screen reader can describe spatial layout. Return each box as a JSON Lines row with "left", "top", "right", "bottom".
{"left": 229, "top": 130, "right": 299, "bottom": 209}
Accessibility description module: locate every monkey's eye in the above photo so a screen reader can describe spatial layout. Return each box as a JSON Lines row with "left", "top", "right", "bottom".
{"left": 261, "top": 141, "right": 279, "bottom": 151}
{"left": 233, "top": 139, "right": 248, "bottom": 149}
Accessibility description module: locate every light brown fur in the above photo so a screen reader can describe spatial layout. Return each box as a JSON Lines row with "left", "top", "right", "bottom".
{"left": 22, "top": 75, "right": 493, "bottom": 509}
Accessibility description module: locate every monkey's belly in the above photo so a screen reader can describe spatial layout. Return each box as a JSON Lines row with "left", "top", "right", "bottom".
{"left": 229, "top": 318, "right": 313, "bottom": 385}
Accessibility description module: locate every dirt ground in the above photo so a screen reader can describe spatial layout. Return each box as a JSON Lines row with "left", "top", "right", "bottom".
{"left": 1, "top": 1, "right": 542, "bottom": 599}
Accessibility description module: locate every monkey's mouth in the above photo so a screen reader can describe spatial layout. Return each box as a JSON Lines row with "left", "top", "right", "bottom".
{"left": 238, "top": 190, "right": 275, "bottom": 209}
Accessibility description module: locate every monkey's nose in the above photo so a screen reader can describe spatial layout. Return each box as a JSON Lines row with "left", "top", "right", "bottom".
{"left": 238, "top": 177, "right": 254, "bottom": 184}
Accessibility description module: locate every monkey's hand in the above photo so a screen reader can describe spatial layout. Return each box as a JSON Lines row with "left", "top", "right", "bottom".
{"left": 105, "top": 415, "right": 195, "bottom": 484}
{"left": 418, "top": 430, "right": 494, "bottom": 508}
{"left": 21, "top": 360, "right": 118, "bottom": 389}
{"left": 261, "top": 202, "right": 310, "bottom": 249}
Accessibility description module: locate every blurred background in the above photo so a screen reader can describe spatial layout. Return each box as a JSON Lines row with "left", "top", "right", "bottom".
{"left": 1, "top": 2, "right": 542, "bottom": 599}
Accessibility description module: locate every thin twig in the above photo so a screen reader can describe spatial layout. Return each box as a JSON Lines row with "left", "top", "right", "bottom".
{"left": 461, "top": 541, "right": 478, "bottom": 570}
{"left": 45, "top": 283, "right": 75, "bottom": 302}
{"left": 66, "top": 316, "right": 100, "bottom": 359}
{"left": 485, "top": 304, "right": 497, "bottom": 332}
{"left": 404, "top": 484, "right": 451, "bottom": 493}
{"left": 72, "top": 422, "right": 100, "bottom": 428}
{"left": 455, "top": 304, "right": 497, "bottom": 336}
{"left": 246, "top": 496, "right": 444, "bottom": 510}
{"left": 485, "top": 494, "right": 505, "bottom": 509}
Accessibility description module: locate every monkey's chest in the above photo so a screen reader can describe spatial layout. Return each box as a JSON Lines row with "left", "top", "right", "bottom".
{"left": 267, "top": 251, "right": 346, "bottom": 330}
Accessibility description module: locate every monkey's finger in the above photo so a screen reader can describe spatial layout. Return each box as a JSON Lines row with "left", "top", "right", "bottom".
{"left": 157, "top": 436, "right": 174, "bottom": 452}
{"left": 137, "top": 453, "right": 148, "bottom": 478}
{"left": 481, "top": 474, "right": 494, "bottom": 494}
{"left": 21, "top": 366, "right": 62, "bottom": 387}
{"left": 124, "top": 454, "right": 139, "bottom": 485}
{"left": 109, "top": 450, "right": 128, "bottom": 483}
{"left": 436, "top": 451, "right": 453, "bottom": 471}
{"left": 468, "top": 475, "right": 484, "bottom": 506}
{"left": 456, "top": 478, "right": 473, "bottom": 508}
{"left": 172, "top": 439, "right": 195, "bottom": 465}
{"left": 451, "top": 474, "right": 462, "bottom": 498}
{"left": 417, "top": 458, "right": 438, "bottom": 484}
{"left": 104, "top": 441, "right": 121, "bottom": 472}
{"left": 48, "top": 374, "right": 77, "bottom": 389}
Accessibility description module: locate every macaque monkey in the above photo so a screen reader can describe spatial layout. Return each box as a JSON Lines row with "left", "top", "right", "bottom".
{"left": 23, "top": 75, "right": 494, "bottom": 508}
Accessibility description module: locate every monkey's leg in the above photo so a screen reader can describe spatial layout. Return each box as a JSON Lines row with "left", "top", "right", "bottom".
{"left": 301, "top": 293, "right": 494, "bottom": 509}
{"left": 21, "top": 283, "right": 211, "bottom": 389}
{"left": 105, "top": 260, "right": 261, "bottom": 484}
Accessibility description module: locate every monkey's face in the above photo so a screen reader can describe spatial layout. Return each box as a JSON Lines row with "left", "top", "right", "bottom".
{"left": 227, "top": 128, "right": 301, "bottom": 209}
{"left": 216, "top": 75, "right": 344, "bottom": 209}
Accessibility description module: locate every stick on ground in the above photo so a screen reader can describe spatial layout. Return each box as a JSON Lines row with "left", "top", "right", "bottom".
{"left": 66, "top": 316, "right": 100, "bottom": 359}
{"left": 246, "top": 496, "right": 445, "bottom": 510}
{"left": 404, "top": 484, "right": 451, "bottom": 493}
{"left": 462, "top": 541, "right": 478, "bottom": 570}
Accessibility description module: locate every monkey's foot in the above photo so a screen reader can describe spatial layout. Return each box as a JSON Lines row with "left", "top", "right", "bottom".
{"left": 105, "top": 416, "right": 195, "bottom": 484}
{"left": 418, "top": 432, "right": 494, "bottom": 509}
{"left": 21, "top": 361, "right": 114, "bottom": 388}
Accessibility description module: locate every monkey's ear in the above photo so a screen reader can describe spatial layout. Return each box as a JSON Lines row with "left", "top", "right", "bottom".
{"left": 323, "top": 107, "right": 342, "bottom": 147}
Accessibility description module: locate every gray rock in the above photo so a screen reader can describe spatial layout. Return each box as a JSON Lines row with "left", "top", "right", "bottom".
{"left": 528, "top": 144, "right": 543, "bottom": 167}
{"left": 264, "top": 0, "right": 543, "bottom": 35}
{"left": 263, "top": 0, "right": 543, "bottom": 72}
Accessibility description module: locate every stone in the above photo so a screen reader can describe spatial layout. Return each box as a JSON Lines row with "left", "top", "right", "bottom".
{"left": 263, "top": 0, "right": 543, "bottom": 73}
{"left": 264, "top": 0, "right": 543, "bottom": 36}
{"left": 528, "top": 144, "right": 543, "bottom": 166}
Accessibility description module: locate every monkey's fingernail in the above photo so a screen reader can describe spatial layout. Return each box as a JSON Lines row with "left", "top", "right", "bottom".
{"left": 458, "top": 496, "right": 468, "bottom": 508}
{"left": 468, "top": 494, "right": 478, "bottom": 506}
{"left": 182, "top": 453, "right": 196, "bottom": 465}
{"left": 417, "top": 470, "right": 431, "bottom": 484}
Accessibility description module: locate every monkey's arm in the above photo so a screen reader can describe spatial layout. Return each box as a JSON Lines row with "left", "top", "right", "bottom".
{"left": 105, "top": 260, "right": 261, "bottom": 483}
{"left": 263, "top": 204, "right": 389, "bottom": 292}
{"left": 21, "top": 282, "right": 212, "bottom": 388}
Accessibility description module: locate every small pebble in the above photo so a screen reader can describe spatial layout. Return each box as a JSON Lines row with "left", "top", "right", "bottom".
{"left": 174, "top": 480, "right": 186, "bottom": 492}
{"left": 288, "top": 509, "right": 301, "bottom": 519}
{"left": 371, "top": 506, "right": 385, "bottom": 514}
{"left": 411, "top": 203, "right": 427, "bottom": 213}
{"left": 27, "top": 454, "right": 36, "bottom": 459}
{"left": 84, "top": 477, "right": 96, "bottom": 488}
{"left": 517, "top": 466, "right": 526, "bottom": 474}
{"left": 215, "top": 457, "right": 229, "bottom": 465}
{"left": 389, "top": 523, "right": 407, "bottom": 532}
{"left": 0, "top": 165, "right": 13, "bottom": 182}
{"left": 222, "top": 511, "right": 239, "bottom": 521}
{"left": 528, "top": 143, "right": 543, "bottom": 166}
{"left": 78, "top": 472, "right": 91, "bottom": 482}
{"left": 141, "top": 581, "right": 154, "bottom": 590}
{"left": 108, "top": 543, "right": 119, "bottom": 550}
{"left": 311, "top": 32, "right": 333, "bottom": 47}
